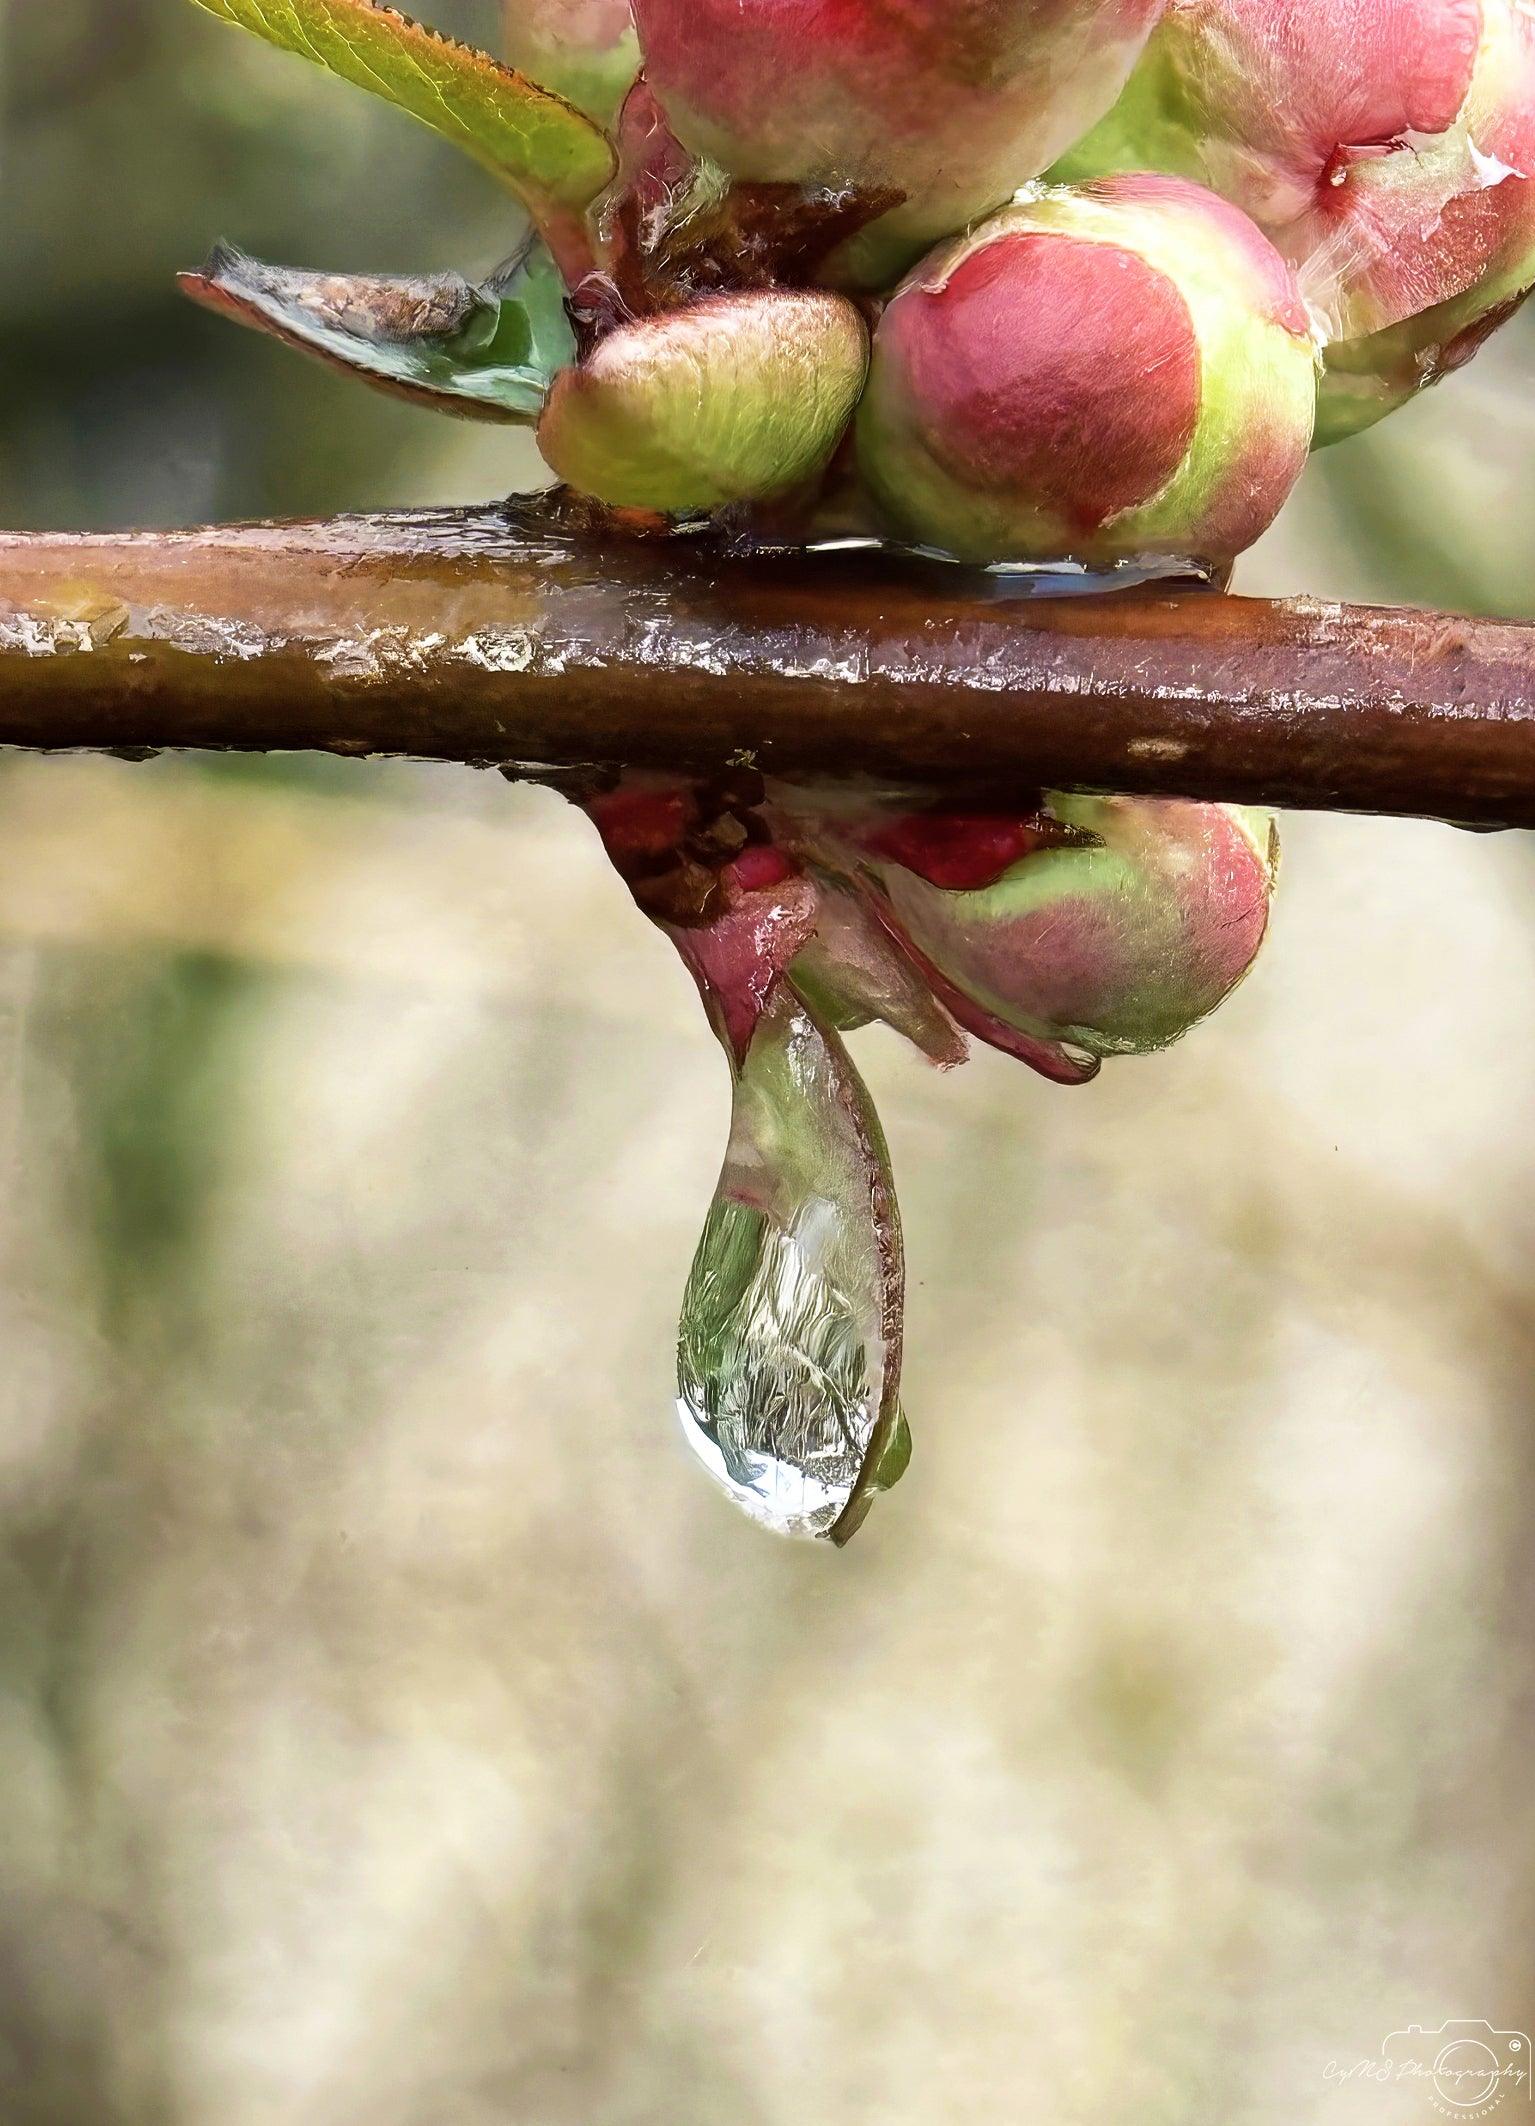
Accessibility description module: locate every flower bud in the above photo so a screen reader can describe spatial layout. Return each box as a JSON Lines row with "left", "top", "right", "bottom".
{"left": 502, "top": 0, "right": 639, "bottom": 127}
{"left": 854, "top": 175, "right": 1317, "bottom": 566}
{"left": 1059, "top": 0, "right": 1535, "bottom": 348}
{"left": 630, "top": 0, "right": 1168, "bottom": 287}
{"left": 538, "top": 289, "right": 868, "bottom": 514}
{"left": 811, "top": 796, "right": 1278, "bottom": 1069}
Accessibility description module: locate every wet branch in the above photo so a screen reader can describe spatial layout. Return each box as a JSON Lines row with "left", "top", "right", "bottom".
{"left": 1, "top": 503, "right": 1532, "bottom": 827}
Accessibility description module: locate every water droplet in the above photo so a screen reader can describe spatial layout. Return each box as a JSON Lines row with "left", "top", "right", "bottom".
{"left": 676, "top": 985, "right": 905, "bottom": 1542}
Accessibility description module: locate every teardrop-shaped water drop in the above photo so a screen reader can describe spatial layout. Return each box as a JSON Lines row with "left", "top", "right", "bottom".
{"left": 677, "top": 983, "right": 906, "bottom": 1543}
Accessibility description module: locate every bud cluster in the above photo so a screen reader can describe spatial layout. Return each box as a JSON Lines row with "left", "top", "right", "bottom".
{"left": 188, "top": 0, "right": 1535, "bottom": 562}
{"left": 585, "top": 770, "right": 1277, "bottom": 1535}
{"left": 181, "top": 0, "right": 1491, "bottom": 1534}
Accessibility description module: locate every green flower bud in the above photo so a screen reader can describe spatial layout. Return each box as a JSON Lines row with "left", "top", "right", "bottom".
{"left": 539, "top": 289, "right": 869, "bottom": 515}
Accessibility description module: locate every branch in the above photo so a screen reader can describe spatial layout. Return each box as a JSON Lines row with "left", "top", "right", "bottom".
{"left": 1, "top": 504, "right": 1532, "bottom": 826}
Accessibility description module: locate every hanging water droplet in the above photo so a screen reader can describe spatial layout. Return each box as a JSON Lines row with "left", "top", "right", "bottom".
{"left": 676, "top": 984, "right": 906, "bottom": 1543}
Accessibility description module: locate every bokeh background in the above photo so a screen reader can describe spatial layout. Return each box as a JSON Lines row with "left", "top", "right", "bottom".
{"left": 2, "top": 4, "right": 1534, "bottom": 2121}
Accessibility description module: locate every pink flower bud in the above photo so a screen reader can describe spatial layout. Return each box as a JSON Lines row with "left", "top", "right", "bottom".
{"left": 629, "top": 0, "right": 1168, "bottom": 286}
{"left": 777, "top": 791, "right": 1278, "bottom": 1075}
{"left": 856, "top": 796, "right": 1279, "bottom": 1066}
{"left": 855, "top": 175, "right": 1318, "bottom": 566}
{"left": 1060, "top": 0, "right": 1535, "bottom": 348}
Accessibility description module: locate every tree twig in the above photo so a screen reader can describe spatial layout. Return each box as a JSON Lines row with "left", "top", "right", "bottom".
{"left": 1, "top": 503, "right": 1532, "bottom": 826}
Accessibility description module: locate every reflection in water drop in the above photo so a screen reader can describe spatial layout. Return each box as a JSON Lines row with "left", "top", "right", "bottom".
{"left": 677, "top": 984, "right": 905, "bottom": 1543}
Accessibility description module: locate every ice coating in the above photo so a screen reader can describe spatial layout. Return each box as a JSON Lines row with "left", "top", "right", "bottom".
{"left": 630, "top": 0, "right": 1169, "bottom": 286}
{"left": 585, "top": 779, "right": 910, "bottom": 1541}
{"left": 786, "top": 872, "right": 969, "bottom": 1068}
{"left": 677, "top": 983, "right": 906, "bottom": 1543}
{"left": 178, "top": 241, "right": 578, "bottom": 424}
{"left": 502, "top": 0, "right": 639, "bottom": 127}
{"left": 1311, "top": 1, "right": 1535, "bottom": 440}
{"left": 855, "top": 177, "right": 1317, "bottom": 565}
{"left": 666, "top": 851, "right": 821, "bottom": 1061}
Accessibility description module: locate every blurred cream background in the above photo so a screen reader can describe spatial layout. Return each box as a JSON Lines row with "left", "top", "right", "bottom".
{"left": 1, "top": 5, "right": 1533, "bottom": 2121}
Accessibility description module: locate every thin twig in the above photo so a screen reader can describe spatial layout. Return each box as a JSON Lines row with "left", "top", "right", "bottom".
{"left": 0, "top": 504, "right": 1531, "bottom": 826}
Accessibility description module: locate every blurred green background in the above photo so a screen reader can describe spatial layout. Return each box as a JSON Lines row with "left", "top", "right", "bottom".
{"left": 1, "top": 5, "right": 1533, "bottom": 2122}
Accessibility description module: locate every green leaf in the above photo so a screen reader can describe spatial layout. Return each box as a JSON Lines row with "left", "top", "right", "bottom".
{"left": 185, "top": 0, "right": 614, "bottom": 221}
{"left": 179, "top": 239, "right": 577, "bottom": 421}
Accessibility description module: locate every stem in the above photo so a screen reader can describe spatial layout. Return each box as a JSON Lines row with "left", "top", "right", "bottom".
{"left": 539, "top": 204, "right": 603, "bottom": 293}
{"left": 1, "top": 504, "right": 1532, "bottom": 827}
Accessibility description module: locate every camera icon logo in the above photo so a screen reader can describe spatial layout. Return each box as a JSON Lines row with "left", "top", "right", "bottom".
{"left": 1382, "top": 2023, "right": 1531, "bottom": 2118}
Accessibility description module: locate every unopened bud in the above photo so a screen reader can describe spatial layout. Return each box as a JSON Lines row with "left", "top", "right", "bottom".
{"left": 855, "top": 176, "right": 1317, "bottom": 566}
{"left": 1060, "top": 0, "right": 1535, "bottom": 358}
{"left": 811, "top": 795, "right": 1279, "bottom": 1068}
{"left": 539, "top": 288, "right": 868, "bottom": 514}
{"left": 631, "top": 0, "right": 1167, "bottom": 286}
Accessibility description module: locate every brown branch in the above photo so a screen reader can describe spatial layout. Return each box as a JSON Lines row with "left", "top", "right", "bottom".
{"left": 1, "top": 503, "right": 1532, "bottom": 825}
